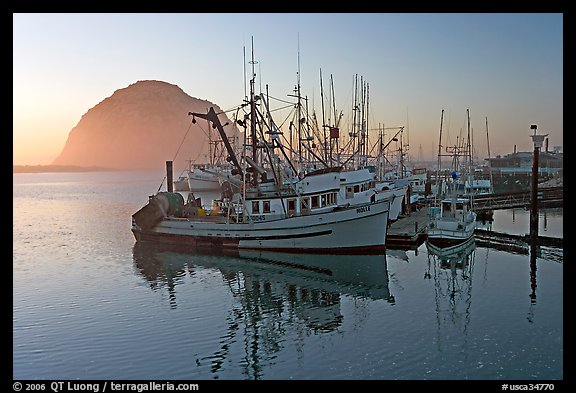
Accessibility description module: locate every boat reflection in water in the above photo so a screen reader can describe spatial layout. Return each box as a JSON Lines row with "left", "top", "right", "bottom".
{"left": 424, "top": 237, "right": 477, "bottom": 345}
{"left": 132, "top": 243, "right": 394, "bottom": 378}
{"left": 133, "top": 243, "right": 394, "bottom": 306}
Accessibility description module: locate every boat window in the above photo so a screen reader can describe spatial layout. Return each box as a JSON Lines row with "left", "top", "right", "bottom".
{"left": 311, "top": 195, "right": 319, "bottom": 208}
{"left": 252, "top": 201, "right": 260, "bottom": 213}
{"left": 263, "top": 200, "right": 271, "bottom": 213}
{"left": 321, "top": 194, "right": 327, "bottom": 206}
{"left": 354, "top": 185, "right": 360, "bottom": 193}
{"left": 288, "top": 198, "right": 296, "bottom": 216}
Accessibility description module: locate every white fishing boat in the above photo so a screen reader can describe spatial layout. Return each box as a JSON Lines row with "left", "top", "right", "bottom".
{"left": 132, "top": 169, "right": 392, "bottom": 254}
{"left": 132, "top": 48, "right": 392, "bottom": 254}
{"left": 427, "top": 108, "right": 477, "bottom": 249}
{"left": 426, "top": 198, "right": 476, "bottom": 250}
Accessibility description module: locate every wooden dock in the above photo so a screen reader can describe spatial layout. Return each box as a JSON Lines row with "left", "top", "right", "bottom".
{"left": 386, "top": 208, "right": 429, "bottom": 250}
{"left": 475, "top": 228, "right": 563, "bottom": 248}
{"left": 385, "top": 202, "right": 563, "bottom": 251}
{"left": 473, "top": 186, "right": 563, "bottom": 211}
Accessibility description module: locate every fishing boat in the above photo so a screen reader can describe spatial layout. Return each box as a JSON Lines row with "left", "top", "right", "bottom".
{"left": 427, "top": 108, "right": 477, "bottom": 249}
{"left": 132, "top": 167, "right": 392, "bottom": 254}
{"left": 131, "top": 47, "right": 392, "bottom": 254}
{"left": 187, "top": 164, "right": 229, "bottom": 191}
{"left": 427, "top": 194, "right": 476, "bottom": 250}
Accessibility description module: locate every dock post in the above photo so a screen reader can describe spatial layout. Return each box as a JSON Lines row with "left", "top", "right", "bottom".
{"left": 166, "top": 160, "right": 174, "bottom": 192}
{"left": 529, "top": 125, "right": 547, "bottom": 241}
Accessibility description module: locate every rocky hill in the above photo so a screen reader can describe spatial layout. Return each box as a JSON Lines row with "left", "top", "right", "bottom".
{"left": 52, "top": 80, "right": 238, "bottom": 170}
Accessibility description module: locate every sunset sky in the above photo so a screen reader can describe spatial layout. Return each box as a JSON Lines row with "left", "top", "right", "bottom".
{"left": 13, "top": 13, "right": 563, "bottom": 166}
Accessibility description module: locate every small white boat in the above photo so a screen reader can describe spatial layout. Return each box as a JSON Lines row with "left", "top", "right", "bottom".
{"left": 427, "top": 197, "right": 476, "bottom": 250}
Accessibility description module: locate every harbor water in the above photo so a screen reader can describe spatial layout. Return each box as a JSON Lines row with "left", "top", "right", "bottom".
{"left": 13, "top": 171, "right": 563, "bottom": 381}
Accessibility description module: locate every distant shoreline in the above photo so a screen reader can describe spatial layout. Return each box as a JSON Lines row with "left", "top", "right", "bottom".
{"left": 13, "top": 165, "right": 120, "bottom": 173}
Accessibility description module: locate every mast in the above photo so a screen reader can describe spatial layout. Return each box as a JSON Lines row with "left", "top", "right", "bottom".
{"left": 319, "top": 68, "right": 326, "bottom": 164}
{"left": 485, "top": 116, "right": 494, "bottom": 194}
{"left": 250, "top": 37, "right": 257, "bottom": 164}
{"left": 466, "top": 108, "right": 473, "bottom": 207}
{"left": 436, "top": 109, "right": 444, "bottom": 202}
{"left": 296, "top": 38, "right": 302, "bottom": 165}
{"left": 365, "top": 82, "right": 369, "bottom": 167}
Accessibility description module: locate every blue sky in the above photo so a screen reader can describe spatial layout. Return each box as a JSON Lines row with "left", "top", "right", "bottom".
{"left": 13, "top": 13, "right": 563, "bottom": 165}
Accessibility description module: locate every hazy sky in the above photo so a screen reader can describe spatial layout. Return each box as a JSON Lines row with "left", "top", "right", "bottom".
{"left": 13, "top": 13, "right": 563, "bottom": 165}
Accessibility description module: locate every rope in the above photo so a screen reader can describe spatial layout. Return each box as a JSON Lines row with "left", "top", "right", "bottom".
{"left": 155, "top": 117, "right": 196, "bottom": 194}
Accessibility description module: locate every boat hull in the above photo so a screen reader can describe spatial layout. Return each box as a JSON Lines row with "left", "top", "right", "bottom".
{"left": 187, "top": 176, "right": 221, "bottom": 191}
{"left": 426, "top": 221, "right": 475, "bottom": 249}
{"left": 132, "top": 198, "right": 391, "bottom": 254}
{"left": 426, "top": 235, "right": 476, "bottom": 257}
{"left": 173, "top": 176, "right": 190, "bottom": 191}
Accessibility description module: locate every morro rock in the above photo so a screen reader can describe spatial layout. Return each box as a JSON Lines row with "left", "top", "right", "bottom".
{"left": 52, "top": 80, "right": 238, "bottom": 170}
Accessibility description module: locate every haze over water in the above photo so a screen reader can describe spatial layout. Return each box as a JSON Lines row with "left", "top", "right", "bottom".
{"left": 13, "top": 171, "right": 563, "bottom": 381}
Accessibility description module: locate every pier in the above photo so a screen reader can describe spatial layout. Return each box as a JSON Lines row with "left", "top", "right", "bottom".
{"left": 385, "top": 203, "right": 563, "bottom": 251}
{"left": 386, "top": 209, "right": 429, "bottom": 250}
{"left": 472, "top": 186, "right": 562, "bottom": 211}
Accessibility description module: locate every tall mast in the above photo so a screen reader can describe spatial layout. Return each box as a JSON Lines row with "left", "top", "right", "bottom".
{"left": 365, "top": 82, "right": 369, "bottom": 166}
{"left": 466, "top": 108, "right": 473, "bottom": 205}
{"left": 436, "top": 109, "right": 444, "bottom": 202}
{"left": 296, "top": 36, "right": 302, "bottom": 165}
{"left": 329, "top": 74, "right": 341, "bottom": 166}
{"left": 249, "top": 37, "right": 257, "bottom": 163}
{"left": 319, "top": 68, "right": 327, "bottom": 164}
{"left": 486, "top": 116, "right": 494, "bottom": 194}
{"left": 352, "top": 74, "right": 359, "bottom": 169}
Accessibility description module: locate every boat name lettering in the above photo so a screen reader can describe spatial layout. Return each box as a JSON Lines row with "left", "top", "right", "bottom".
{"left": 356, "top": 206, "right": 370, "bottom": 214}
{"left": 250, "top": 215, "right": 266, "bottom": 222}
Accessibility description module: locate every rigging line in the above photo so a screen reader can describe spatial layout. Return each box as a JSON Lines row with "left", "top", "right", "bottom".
{"left": 155, "top": 117, "right": 197, "bottom": 194}
{"left": 266, "top": 103, "right": 295, "bottom": 113}
{"left": 267, "top": 94, "right": 299, "bottom": 105}
{"left": 215, "top": 104, "right": 247, "bottom": 116}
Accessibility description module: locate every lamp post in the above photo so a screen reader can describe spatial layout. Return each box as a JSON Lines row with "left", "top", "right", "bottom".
{"left": 529, "top": 125, "right": 548, "bottom": 241}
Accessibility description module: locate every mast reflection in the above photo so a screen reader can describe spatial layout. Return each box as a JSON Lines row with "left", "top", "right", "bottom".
{"left": 424, "top": 237, "right": 477, "bottom": 350}
{"left": 132, "top": 242, "right": 394, "bottom": 378}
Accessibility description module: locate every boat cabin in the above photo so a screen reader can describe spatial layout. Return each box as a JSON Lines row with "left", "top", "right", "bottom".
{"left": 440, "top": 197, "right": 471, "bottom": 219}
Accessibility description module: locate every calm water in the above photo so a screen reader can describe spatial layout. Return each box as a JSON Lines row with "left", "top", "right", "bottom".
{"left": 13, "top": 171, "right": 563, "bottom": 381}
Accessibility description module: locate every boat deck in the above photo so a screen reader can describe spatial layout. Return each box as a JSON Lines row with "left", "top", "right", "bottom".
{"left": 386, "top": 208, "right": 429, "bottom": 250}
